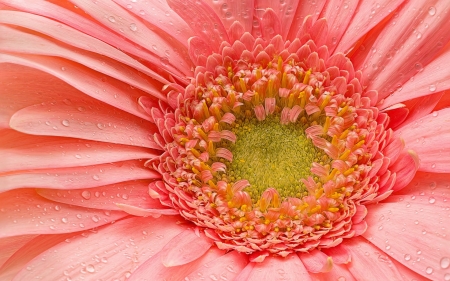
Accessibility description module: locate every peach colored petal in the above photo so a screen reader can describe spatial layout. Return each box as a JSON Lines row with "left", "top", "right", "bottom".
{"left": 395, "top": 108, "right": 450, "bottom": 172}
{"left": 361, "top": 0, "right": 450, "bottom": 99}
{"left": 160, "top": 228, "right": 213, "bottom": 267}
{"left": 363, "top": 198, "right": 450, "bottom": 280}
{"left": 388, "top": 150, "right": 419, "bottom": 192}
{"left": 184, "top": 250, "right": 248, "bottom": 281}
{"left": 0, "top": 233, "right": 74, "bottom": 280}
{"left": 243, "top": 255, "right": 312, "bottom": 281}
{"left": 322, "top": 244, "right": 352, "bottom": 264}
{"left": 0, "top": 130, "right": 156, "bottom": 174}
{"left": 254, "top": 0, "right": 300, "bottom": 39}
{"left": 0, "top": 235, "right": 36, "bottom": 268}
{"left": 9, "top": 99, "right": 159, "bottom": 149}
{"left": 0, "top": 189, "right": 127, "bottom": 238}
{"left": 203, "top": 0, "right": 254, "bottom": 34}
{"left": 335, "top": 0, "right": 406, "bottom": 54}
{"left": 298, "top": 249, "right": 333, "bottom": 273}
{"left": 37, "top": 180, "right": 162, "bottom": 211}
{"left": 128, "top": 247, "right": 225, "bottom": 281}
{"left": 12, "top": 216, "right": 188, "bottom": 280}
{"left": 0, "top": 8, "right": 172, "bottom": 83}
{"left": 309, "top": 263, "right": 356, "bottom": 281}
{"left": 116, "top": 203, "right": 179, "bottom": 217}
{"left": 394, "top": 171, "right": 450, "bottom": 197}
{"left": 343, "top": 237, "right": 405, "bottom": 279}
{"left": 398, "top": 92, "right": 444, "bottom": 129}
{"left": 0, "top": 160, "right": 158, "bottom": 193}
{"left": 287, "top": 0, "right": 326, "bottom": 40}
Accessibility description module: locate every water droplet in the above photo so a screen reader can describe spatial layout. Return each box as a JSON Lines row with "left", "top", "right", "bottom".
{"left": 416, "top": 32, "right": 422, "bottom": 39}
{"left": 108, "top": 16, "right": 116, "bottom": 22}
{"left": 429, "top": 84, "right": 437, "bottom": 92}
{"left": 81, "top": 190, "right": 91, "bottom": 200}
{"left": 441, "top": 257, "right": 450, "bottom": 269}
{"left": 428, "top": 6, "right": 436, "bottom": 16}
{"left": 431, "top": 163, "right": 436, "bottom": 169}
{"left": 425, "top": 267, "right": 433, "bottom": 274}
{"left": 92, "top": 175, "right": 100, "bottom": 181}
{"left": 91, "top": 215, "right": 100, "bottom": 223}
{"left": 445, "top": 273, "right": 450, "bottom": 281}
{"left": 404, "top": 254, "right": 411, "bottom": 261}
{"left": 432, "top": 111, "right": 438, "bottom": 117}
{"left": 61, "top": 217, "right": 68, "bottom": 223}
{"left": 429, "top": 197, "right": 436, "bottom": 204}
{"left": 61, "top": 120, "right": 70, "bottom": 127}
{"left": 97, "top": 123, "right": 105, "bottom": 130}
{"left": 126, "top": 4, "right": 132, "bottom": 9}
{"left": 129, "top": 23, "right": 137, "bottom": 31}
{"left": 85, "top": 264, "right": 95, "bottom": 273}
{"left": 55, "top": 205, "right": 61, "bottom": 211}
{"left": 121, "top": 194, "right": 129, "bottom": 200}
{"left": 337, "top": 277, "right": 346, "bottom": 281}
{"left": 75, "top": 154, "right": 82, "bottom": 159}
{"left": 139, "top": 10, "right": 145, "bottom": 15}
{"left": 61, "top": 66, "right": 66, "bottom": 71}
{"left": 124, "top": 271, "right": 132, "bottom": 278}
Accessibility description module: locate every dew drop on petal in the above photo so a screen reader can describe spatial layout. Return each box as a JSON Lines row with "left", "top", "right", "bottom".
{"left": 61, "top": 217, "right": 68, "bottom": 223}
{"left": 85, "top": 264, "right": 95, "bottom": 273}
{"left": 404, "top": 254, "right": 411, "bottom": 261}
{"left": 61, "top": 120, "right": 70, "bottom": 127}
{"left": 441, "top": 257, "right": 450, "bottom": 269}
{"left": 81, "top": 190, "right": 91, "bottom": 200}
{"left": 91, "top": 215, "right": 100, "bottom": 223}
{"left": 432, "top": 111, "right": 438, "bottom": 117}
{"left": 108, "top": 16, "right": 116, "bottom": 22}
{"left": 129, "top": 23, "right": 137, "bottom": 31}
{"left": 428, "top": 6, "right": 436, "bottom": 16}
{"left": 425, "top": 267, "right": 433, "bottom": 274}
{"left": 92, "top": 175, "right": 100, "bottom": 181}
{"left": 445, "top": 274, "right": 450, "bottom": 281}
{"left": 429, "top": 84, "right": 436, "bottom": 92}
{"left": 429, "top": 197, "right": 436, "bottom": 204}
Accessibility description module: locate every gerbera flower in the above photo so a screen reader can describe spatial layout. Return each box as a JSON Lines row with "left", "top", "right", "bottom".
{"left": 1, "top": 0, "right": 450, "bottom": 280}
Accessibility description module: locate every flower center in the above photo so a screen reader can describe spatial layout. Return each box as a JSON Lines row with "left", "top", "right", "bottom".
{"left": 228, "top": 116, "right": 328, "bottom": 201}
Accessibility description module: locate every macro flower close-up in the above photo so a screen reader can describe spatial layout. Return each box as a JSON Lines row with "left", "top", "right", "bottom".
{"left": 1, "top": 0, "right": 450, "bottom": 280}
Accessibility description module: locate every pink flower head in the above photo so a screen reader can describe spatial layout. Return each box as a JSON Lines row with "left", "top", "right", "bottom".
{"left": 1, "top": 0, "right": 450, "bottom": 280}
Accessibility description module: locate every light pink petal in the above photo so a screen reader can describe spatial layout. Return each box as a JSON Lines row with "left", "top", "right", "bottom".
{"left": 9, "top": 99, "right": 159, "bottom": 149}
{"left": 129, "top": 247, "right": 225, "bottom": 281}
{"left": 343, "top": 237, "right": 405, "bottom": 279}
{"left": 0, "top": 160, "right": 158, "bottom": 193}
{"left": 298, "top": 249, "right": 333, "bottom": 273}
{"left": 388, "top": 150, "right": 419, "bottom": 192}
{"left": 0, "top": 189, "right": 127, "bottom": 238}
{"left": 254, "top": 0, "right": 300, "bottom": 39}
{"left": 167, "top": 0, "right": 229, "bottom": 52}
{"left": 322, "top": 244, "right": 352, "bottom": 264}
{"left": 319, "top": 0, "right": 359, "bottom": 53}
{"left": 335, "top": 0, "right": 406, "bottom": 53}
{"left": 0, "top": 130, "right": 155, "bottom": 174}
{"left": 0, "top": 233, "right": 74, "bottom": 280}
{"left": 287, "top": 0, "right": 326, "bottom": 40}
{"left": 0, "top": 25, "right": 163, "bottom": 108}
{"left": 363, "top": 197, "right": 450, "bottom": 280}
{"left": 0, "top": 52, "right": 165, "bottom": 121}
{"left": 12, "top": 216, "right": 189, "bottom": 280}
{"left": 116, "top": 203, "right": 179, "bottom": 217}
{"left": 245, "top": 255, "right": 313, "bottom": 281}
{"left": 204, "top": 0, "right": 254, "bottom": 33}
{"left": 360, "top": 0, "right": 450, "bottom": 99}
{"left": 0, "top": 235, "right": 36, "bottom": 268}
{"left": 395, "top": 108, "right": 450, "bottom": 172}
{"left": 394, "top": 171, "right": 450, "bottom": 198}
{"left": 69, "top": 0, "right": 192, "bottom": 76}
{"left": 184, "top": 250, "right": 249, "bottom": 281}
{"left": 160, "top": 228, "right": 213, "bottom": 267}
{"left": 398, "top": 92, "right": 444, "bottom": 129}
{"left": 0, "top": 8, "right": 172, "bottom": 83}
{"left": 309, "top": 263, "right": 356, "bottom": 281}
{"left": 37, "top": 180, "right": 162, "bottom": 211}
{"left": 112, "top": 0, "right": 194, "bottom": 48}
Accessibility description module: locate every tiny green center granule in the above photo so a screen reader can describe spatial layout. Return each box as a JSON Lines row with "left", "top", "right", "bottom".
{"left": 228, "top": 116, "right": 324, "bottom": 200}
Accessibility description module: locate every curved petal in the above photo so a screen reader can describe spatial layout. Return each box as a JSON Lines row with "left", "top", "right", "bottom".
{"left": 128, "top": 247, "right": 225, "bottom": 281}
{"left": 12, "top": 216, "right": 189, "bottom": 280}
{"left": 36, "top": 180, "right": 163, "bottom": 211}
{"left": 0, "top": 235, "right": 36, "bottom": 268}
{"left": 245, "top": 255, "right": 313, "bottom": 281}
{"left": 286, "top": 0, "right": 326, "bottom": 40}
{"left": 395, "top": 108, "right": 450, "bottom": 172}
{"left": 0, "top": 189, "right": 127, "bottom": 238}
{"left": 254, "top": 0, "right": 300, "bottom": 39}
{"left": 204, "top": 0, "right": 255, "bottom": 34}
{"left": 363, "top": 198, "right": 450, "bottom": 280}
{"left": 394, "top": 171, "right": 450, "bottom": 197}
{"left": 309, "top": 263, "right": 356, "bottom": 281}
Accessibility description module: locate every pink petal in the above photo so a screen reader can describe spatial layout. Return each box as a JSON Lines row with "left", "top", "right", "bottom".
{"left": 12, "top": 216, "right": 188, "bottom": 280}
{"left": 361, "top": 0, "right": 450, "bottom": 99}
{"left": 160, "top": 228, "right": 213, "bottom": 267}
{"left": 253, "top": 0, "right": 300, "bottom": 39}
{"left": 388, "top": 150, "right": 419, "bottom": 192}
{"left": 0, "top": 233, "right": 73, "bottom": 280}
{"left": 399, "top": 92, "right": 444, "bottom": 129}
{"left": 0, "top": 8, "right": 172, "bottom": 83}
{"left": 335, "top": 0, "right": 406, "bottom": 53}
{"left": 309, "top": 263, "right": 356, "bottom": 281}
{"left": 167, "top": 0, "right": 229, "bottom": 52}
{"left": 363, "top": 198, "right": 450, "bottom": 280}
{"left": 116, "top": 203, "right": 179, "bottom": 217}
{"left": 0, "top": 235, "right": 36, "bottom": 268}
{"left": 245, "top": 255, "right": 313, "bottom": 281}
{"left": 204, "top": 0, "right": 254, "bottom": 34}
{"left": 9, "top": 99, "right": 159, "bottom": 149}
{"left": 0, "top": 160, "right": 158, "bottom": 193}
{"left": 343, "top": 237, "right": 405, "bottom": 279}
{"left": 0, "top": 130, "right": 155, "bottom": 174}
{"left": 184, "top": 250, "right": 249, "bottom": 281}
{"left": 287, "top": 0, "right": 326, "bottom": 40}
{"left": 0, "top": 189, "right": 126, "bottom": 238}
{"left": 322, "top": 244, "right": 352, "bottom": 264}
{"left": 394, "top": 171, "right": 450, "bottom": 197}
{"left": 69, "top": 0, "right": 192, "bottom": 76}
{"left": 298, "top": 249, "right": 333, "bottom": 273}
{"left": 37, "top": 180, "right": 162, "bottom": 211}
{"left": 129, "top": 247, "right": 225, "bottom": 281}
{"left": 395, "top": 108, "right": 450, "bottom": 172}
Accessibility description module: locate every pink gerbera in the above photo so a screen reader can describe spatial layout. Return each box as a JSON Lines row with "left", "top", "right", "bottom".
{"left": 1, "top": 0, "right": 450, "bottom": 280}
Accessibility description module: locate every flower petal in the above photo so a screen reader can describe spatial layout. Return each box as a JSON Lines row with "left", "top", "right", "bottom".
{"left": 160, "top": 228, "right": 213, "bottom": 267}
{"left": 0, "top": 189, "right": 126, "bottom": 238}
{"left": 12, "top": 216, "right": 188, "bottom": 280}
{"left": 363, "top": 198, "right": 450, "bottom": 280}
{"left": 243, "top": 255, "right": 313, "bottom": 281}
{"left": 298, "top": 249, "right": 333, "bottom": 273}
{"left": 395, "top": 108, "right": 450, "bottom": 172}
{"left": 287, "top": 0, "right": 326, "bottom": 40}
{"left": 0, "top": 235, "right": 36, "bottom": 268}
